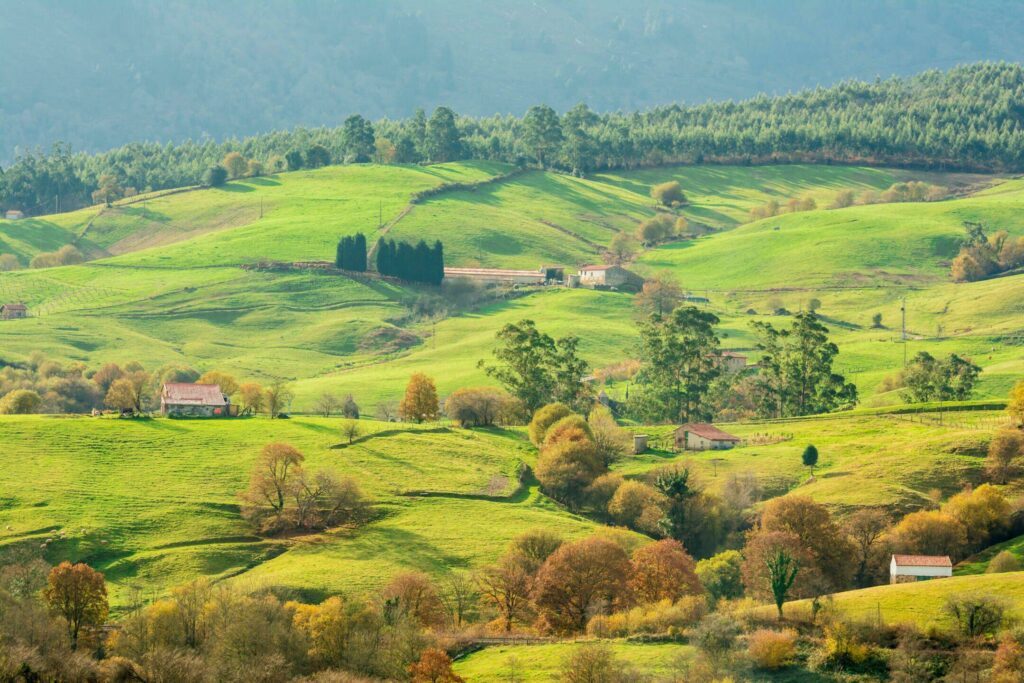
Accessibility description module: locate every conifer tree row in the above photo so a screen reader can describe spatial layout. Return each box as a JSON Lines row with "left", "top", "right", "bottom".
{"left": 335, "top": 233, "right": 368, "bottom": 272}
{"left": 375, "top": 238, "right": 444, "bottom": 285}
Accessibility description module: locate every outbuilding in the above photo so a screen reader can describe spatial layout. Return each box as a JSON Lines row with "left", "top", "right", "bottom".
{"left": 0, "top": 303, "right": 28, "bottom": 320}
{"left": 674, "top": 423, "right": 741, "bottom": 451}
{"left": 720, "top": 351, "right": 748, "bottom": 373}
{"left": 161, "top": 383, "right": 231, "bottom": 417}
{"left": 577, "top": 265, "right": 645, "bottom": 291}
{"left": 4, "top": 210, "right": 24, "bottom": 220}
{"left": 889, "top": 555, "right": 953, "bottom": 584}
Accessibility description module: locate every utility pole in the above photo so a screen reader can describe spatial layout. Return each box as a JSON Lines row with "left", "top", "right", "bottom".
{"left": 901, "top": 297, "right": 907, "bottom": 366}
{"left": 259, "top": 196, "right": 264, "bottom": 218}
{"left": 378, "top": 200, "right": 383, "bottom": 228}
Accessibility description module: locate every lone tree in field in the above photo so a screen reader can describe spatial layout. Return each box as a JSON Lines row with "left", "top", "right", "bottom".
{"left": 203, "top": 165, "right": 228, "bottom": 187}
{"left": 44, "top": 561, "right": 108, "bottom": 650}
{"left": 802, "top": 444, "right": 819, "bottom": 476}
{"left": 243, "top": 442, "right": 305, "bottom": 521}
{"left": 650, "top": 180, "right": 686, "bottom": 207}
{"left": 264, "top": 380, "right": 294, "bottom": 418}
{"left": 399, "top": 373, "right": 439, "bottom": 423}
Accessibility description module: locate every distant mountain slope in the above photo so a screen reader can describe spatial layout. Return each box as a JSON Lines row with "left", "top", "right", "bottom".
{"left": 3, "top": 1, "right": 1024, "bottom": 156}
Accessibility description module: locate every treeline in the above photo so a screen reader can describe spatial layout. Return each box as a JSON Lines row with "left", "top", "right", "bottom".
{"left": 334, "top": 233, "right": 368, "bottom": 272}
{"left": 375, "top": 238, "right": 444, "bottom": 285}
{"left": 5, "top": 63, "right": 1024, "bottom": 215}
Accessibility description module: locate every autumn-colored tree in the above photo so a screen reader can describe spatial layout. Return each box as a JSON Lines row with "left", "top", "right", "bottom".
{"left": 382, "top": 571, "right": 445, "bottom": 628}
{"left": 533, "top": 536, "right": 631, "bottom": 633}
{"left": 221, "top": 151, "right": 248, "bottom": 179}
{"left": 238, "top": 382, "right": 264, "bottom": 415}
{"left": 629, "top": 539, "right": 702, "bottom": 604}
{"left": 607, "top": 481, "right": 668, "bottom": 535}
{"left": 888, "top": 509, "right": 968, "bottom": 560}
{"left": 0, "top": 388, "right": 42, "bottom": 414}
{"left": 535, "top": 427, "right": 605, "bottom": 509}
{"left": 91, "top": 173, "right": 126, "bottom": 206}
{"left": 92, "top": 362, "right": 124, "bottom": 393}
{"left": 409, "top": 648, "right": 464, "bottom": 683}
{"left": 508, "top": 529, "right": 563, "bottom": 574}
{"left": 1009, "top": 379, "right": 1024, "bottom": 426}
{"left": 44, "top": 561, "right": 108, "bottom": 650}
{"left": 844, "top": 508, "right": 890, "bottom": 587}
{"left": 634, "top": 275, "right": 684, "bottom": 317}
{"left": 541, "top": 414, "right": 592, "bottom": 449}
{"left": 444, "top": 386, "right": 511, "bottom": 427}
{"left": 399, "top": 373, "right": 439, "bottom": 423}
{"left": 987, "top": 430, "right": 1023, "bottom": 484}
{"left": 741, "top": 530, "right": 822, "bottom": 608}
{"left": 527, "top": 403, "right": 572, "bottom": 445}
{"left": 197, "top": 370, "right": 239, "bottom": 397}
{"left": 944, "top": 484, "right": 1011, "bottom": 552}
{"left": 588, "top": 405, "right": 631, "bottom": 465}
{"left": 241, "top": 442, "right": 304, "bottom": 530}
{"left": 635, "top": 213, "right": 676, "bottom": 244}
{"left": 760, "top": 495, "right": 855, "bottom": 590}
{"left": 991, "top": 632, "right": 1024, "bottom": 683}
{"left": 105, "top": 370, "right": 150, "bottom": 413}
{"left": 650, "top": 180, "right": 686, "bottom": 207}
{"left": 475, "top": 554, "right": 533, "bottom": 632}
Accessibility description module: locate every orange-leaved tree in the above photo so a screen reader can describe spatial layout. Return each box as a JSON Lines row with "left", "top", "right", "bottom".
{"left": 399, "top": 373, "right": 439, "bottom": 423}
{"left": 44, "top": 561, "right": 108, "bottom": 650}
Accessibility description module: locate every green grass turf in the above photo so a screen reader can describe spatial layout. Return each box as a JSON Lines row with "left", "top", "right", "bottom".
{"left": 453, "top": 640, "right": 694, "bottom": 681}
{"left": 957, "top": 534, "right": 1024, "bottom": 575}
{"left": 782, "top": 571, "right": 1024, "bottom": 630}
{"left": 0, "top": 414, "right": 552, "bottom": 608}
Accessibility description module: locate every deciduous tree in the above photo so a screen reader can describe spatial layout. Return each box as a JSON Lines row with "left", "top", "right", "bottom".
{"left": 533, "top": 536, "right": 631, "bottom": 633}
{"left": 399, "top": 373, "right": 439, "bottom": 423}
{"left": 629, "top": 539, "right": 702, "bottom": 604}
{"left": 44, "top": 561, "right": 108, "bottom": 650}
{"left": 475, "top": 554, "right": 532, "bottom": 632}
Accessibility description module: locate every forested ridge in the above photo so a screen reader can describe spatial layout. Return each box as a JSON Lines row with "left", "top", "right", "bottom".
{"left": 4, "top": 63, "right": 1024, "bottom": 215}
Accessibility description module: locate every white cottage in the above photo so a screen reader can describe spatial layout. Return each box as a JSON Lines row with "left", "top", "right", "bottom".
{"left": 889, "top": 554, "right": 953, "bottom": 584}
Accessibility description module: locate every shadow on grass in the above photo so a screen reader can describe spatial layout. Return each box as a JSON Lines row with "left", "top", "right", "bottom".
{"left": 330, "top": 426, "right": 453, "bottom": 449}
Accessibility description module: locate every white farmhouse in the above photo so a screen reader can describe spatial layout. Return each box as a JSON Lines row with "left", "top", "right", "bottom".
{"left": 889, "top": 554, "right": 953, "bottom": 584}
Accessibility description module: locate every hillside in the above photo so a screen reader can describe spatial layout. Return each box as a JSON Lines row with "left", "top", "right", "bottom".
{"left": 3, "top": 161, "right": 1018, "bottom": 411}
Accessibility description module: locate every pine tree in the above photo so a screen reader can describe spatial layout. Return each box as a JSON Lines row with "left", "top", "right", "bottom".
{"left": 432, "top": 240, "right": 445, "bottom": 285}
{"left": 353, "top": 233, "right": 367, "bottom": 272}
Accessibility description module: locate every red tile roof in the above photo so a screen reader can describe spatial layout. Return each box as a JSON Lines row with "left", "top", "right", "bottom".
{"left": 162, "top": 383, "right": 227, "bottom": 406}
{"left": 677, "top": 423, "right": 741, "bottom": 442}
{"left": 892, "top": 554, "right": 952, "bottom": 568}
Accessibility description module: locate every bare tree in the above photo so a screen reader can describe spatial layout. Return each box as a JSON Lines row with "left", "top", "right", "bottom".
{"left": 315, "top": 392, "right": 341, "bottom": 417}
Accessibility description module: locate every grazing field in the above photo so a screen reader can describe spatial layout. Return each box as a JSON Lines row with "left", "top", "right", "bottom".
{"left": 1, "top": 162, "right": 1020, "bottom": 412}
{"left": 783, "top": 572, "right": 1024, "bottom": 630}
{"left": 0, "top": 414, "right": 555, "bottom": 608}
{"left": 615, "top": 411, "right": 999, "bottom": 514}
{"left": 453, "top": 640, "right": 694, "bottom": 681}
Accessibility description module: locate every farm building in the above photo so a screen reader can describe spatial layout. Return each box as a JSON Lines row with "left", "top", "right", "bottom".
{"left": 577, "top": 265, "right": 644, "bottom": 291}
{"left": 443, "top": 267, "right": 559, "bottom": 286}
{"left": 889, "top": 555, "right": 953, "bottom": 584}
{"left": 161, "top": 383, "right": 232, "bottom": 417}
{"left": 4, "top": 210, "right": 24, "bottom": 220}
{"left": 720, "top": 351, "right": 748, "bottom": 372}
{"left": 0, "top": 303, "right": 28, "bottom": 320}
{"left": 675, "top": 423, "right": 741, "bottom": 451}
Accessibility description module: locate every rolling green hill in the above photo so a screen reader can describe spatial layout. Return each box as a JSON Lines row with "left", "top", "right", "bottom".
{"left": 3, "top": 161, "right": 1017, "bottom": 413}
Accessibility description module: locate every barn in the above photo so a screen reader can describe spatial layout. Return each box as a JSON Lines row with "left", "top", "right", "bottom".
{"left": 674, "top": 423, "right": 741, "bottom": 451}
{"left": 889, "top": 555, "right": 953, "bottom": 584}
{"left": 0, "top": 303, "right": 28, "bottom": 320}
{"left": 576, "top": 265, "right": 644, "bottom": 291}
{"left": 161, "top": 383, "right": 231, "bottom": 417}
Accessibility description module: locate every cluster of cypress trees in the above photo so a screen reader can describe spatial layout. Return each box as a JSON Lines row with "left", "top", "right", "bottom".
{"left": 375, "top": 238, "right": 444, "bottom": 286}
{"left": 335, "top": 233, "right": 367, "bottom": 271}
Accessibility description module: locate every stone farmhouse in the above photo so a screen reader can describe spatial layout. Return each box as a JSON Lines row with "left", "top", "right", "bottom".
{"left": 161, "top": 383, "right": 232, "bottom": 417}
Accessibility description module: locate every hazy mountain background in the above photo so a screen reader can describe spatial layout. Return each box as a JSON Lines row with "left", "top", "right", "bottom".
{"left": 3, "top": 0, "right": 1024, "bottom": 159}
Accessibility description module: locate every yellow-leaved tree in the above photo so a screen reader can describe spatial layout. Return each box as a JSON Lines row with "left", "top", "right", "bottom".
{"left": 399, "top": 373, "right": 439, "bottom": 423}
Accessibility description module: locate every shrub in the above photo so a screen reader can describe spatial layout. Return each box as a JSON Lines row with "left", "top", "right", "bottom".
{"left": 587, "top": 597, "right": 706, "bottom": 638}
{"left": 608, "top": 481, "right": 667, "bottom": 535}
{"left": 635, "top": 213, "right": 676, "bottom": 244}
{"left": 944, "top": 593, "right": 1007, "bottom": 637}
{"left": 528, "top": 403, "right": 571, "bottom": 445}
{"left": 691, "top": 613, "right": 742, "bottom": 669}
{"left": 987, "top": 551, "right": 1022, "bottom": 574}
{"left": 696, "top": 550, "right": 745, "bottom": 603}
{"left": 445, "top": 386, "right": 511, "bottom": 427}
{"left": 0, "top": 389, "right": 43, "bottom": 414}
{"left": 747, "top": 628, "right": 798, "bottom": 670}
{"left": 809, "top": 621, "right": 874, "bottom": 672}
{"left": 30, "top": 244, "right": 85, "bottom": 269}
{"left": 203, "top": 165, "right": 228, "bottom": 187}
{"left": 541, "top": 414, "right": 592, "bottom": 449}
{"left": 650, "top": 180, "right": 686, "bottom": 207}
